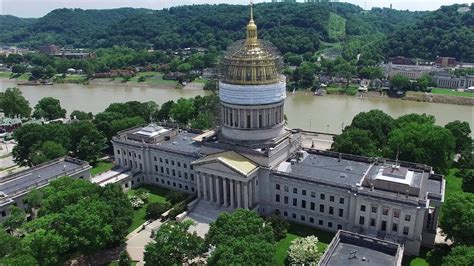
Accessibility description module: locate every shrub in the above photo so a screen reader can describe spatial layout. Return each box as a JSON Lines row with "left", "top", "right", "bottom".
{"left": 118, "top": 250, "right": 131, "bottom": 266}
{"left": 265, "top": 214, "right": 290, "bottom": 241}
{"left": 288, "top": 236, "right": 322, "bottom": 264}
{"left": 169, "top": 202, "right": 187, "bottom": 219}
{"left": 145, "top": 202, "right": 171, "bottom": 220}
{"left": 166, "top": 191, "right": 186, "bottom": 205}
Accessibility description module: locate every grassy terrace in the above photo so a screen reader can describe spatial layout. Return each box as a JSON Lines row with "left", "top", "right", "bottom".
{"left": 275, "top": 222, "right": 334, "bottom": 265}
{"left": 431, "top": 88, "right": 474, "bottom": 97}
{"left": 127, "top": 185, "right": 169, "bottom": 233}
{"left": 325, "top": 85, "right": 358, "bottom": 96}
{"left": 90, "top": 161, "right": 114, "bottom": 176}
{"left": 328, "top": 12, "right": 346, "bottom": 40}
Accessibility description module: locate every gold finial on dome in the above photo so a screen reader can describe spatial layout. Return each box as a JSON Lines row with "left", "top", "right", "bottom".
{"left": 246, "top": 0, "right": 258, "bottom": 48}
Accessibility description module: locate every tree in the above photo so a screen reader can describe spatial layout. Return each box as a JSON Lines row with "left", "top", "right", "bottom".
{"left": 43, "top": 65, "right": 56, "bottom": 79}
{"left": 21, "top": 228, "right": 69, "bottom": 265}
{"left": 445, "top": 120, "right": 472, "bottom": 153}
{"left": 416, "top": 74, "right": 435, "bottom": 91}
{"left": 166, "top": 190, "right": 187, "bottom": 205}
{"left": 30, "top": 66, "right": 45, "bottom": 80}
{"left": 395, "top": 113, "right": 435, "bottom": 128}
{"left": 68, "top": 121, "right": 107, "bottom": 163}
{"left": 0, "top": 87, "right": 31, "bottom": 118}
{"left": 0, "top": 229, "right": 21, "bottom": 258}
{"left": 144, "top": 221, "right": 206, "bottom": 265}
{"left": 358, "top": 66, "right": 384, "bottom": 80}
{"left": 170, "top": 98, "right": 195, "bottom": 124}
{"left": 331, "top": 128, "right": 379, "bottom": 157}
{"left": 350, "top": 110, "right": 395, "bottom": 148}
{"left": 207, "top": 209, "right": 275, "bottom": 265}
{"left": 265, "top": 214, "right": 290, "bottom": 241}
{"left": 443, "top": 245, "right": 474, "bottom": 266}
{"left": 288, "top": 236, "right": 323, "bottom": 264}
{"left": 11, "top": 64, "right": 27, "bottom": 75}
{"left": 439, "top": 193, "right": 474, "bottom": 245}
{"left": 191, "top": 111, "right": 214, "bottom": 130}
{"left": 293, "top": 62, "right": 316, "bottom": 88}
{"left": 70, "top": 110, "right": 93, "bottom": 120}
{"left": 390, "top": 74, "right": 411, "bottom": 90}
{"left": 461, "top": 169, "right": 474, "bottom": 193}
{"left": 155, "top": 100, "right": 175, "bottom": 121}
{"left": 145, "top": 202, "right": 170, "bottom": 220}
{"left": 118, "top": 250, "right": 132, "bottom": 266}
{"left": 25, "top": 189, "right": 43, "bottom": 219}
{"left": 30, "top": 140, "right": 68, "bottom": 165}
{"left": 32, "top": 97, "right": 67, "bottom": 120}
{"left": 1, "top": 206, "right": 26, "bottom": 233}
{"left": 385, "top": 123, "right": 455, "bottom": 173}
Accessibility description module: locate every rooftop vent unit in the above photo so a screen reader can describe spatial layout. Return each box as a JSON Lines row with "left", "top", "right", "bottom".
{"left": 339, "top": 173, "right": 347, "bottom": 178}
{"left": 290, "top": 159, "right": 297, "bottom": 165}
{"left": 172, "top": 141, "right": 177, "bottom": 145}
{"left": 164, "top": 136, "right": 171, "bottom": 141}
{"left": 345, "top": 166, "right": 352, "bottom": 172}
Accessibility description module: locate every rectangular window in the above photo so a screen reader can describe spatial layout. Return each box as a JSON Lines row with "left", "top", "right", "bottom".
{"left": 179, "top": 184, "right": 182, "bottom": 189}
{"left": 329, "top": 206, "right": 334, "bottom": 215}
{"left": 275, "top": 194, "right": 280, "bottom": 202}
{"left": 393, "top": 210, "right": 400, "bottom": 219}
{"left": 177, "top": 162, "right": 181, "bottom": 167}
{"left": 293, "top": 188, "right": 298, "bottom": 194}
{"left": 259, "top": 114, "right": 263, "bottom": 128}
{"left": 311, "top": 191, "right": 316, "bottom": 198}
{"left": 276, "top": 184, "right": 280, "bottom": 190}
{"left": 166, "top": 168, "right": 169, "bottom": 175}
{"left": 160, "top": 158, "right": 163, "bottom": 163}
{"left": 155, "top": 165, "right": 158, "bottom": 171}
{"left": 302, "top": 189, "right": 307, "bottom": 196}
{"left": 247, "top": 115, "right": 251, "bottom": 128}
{"left": 284, "top": 186, "right": 289, "bottom": 192}
{"left": 370, "top": 218, "right": 376, "bottom": 227}
{"left": 320, "top": 204, "right": 325, "bottom": 213}
{"left": 172, "top": 169, "right": 176, "bottom": 176}
{"left": 405, "top": 215, "right": 411, "bottom": 222}
{"left": 167, "top": 181, "right": 170, "bottom": 185}
{"left": 178, "top": 171, "right": 182, "bottom": 178}
{"left": 292, "top": 213, "right": 296, "bottom": 219}
{"left": 185, "top": 185, "right": 188, "bottom": 190}
{"left": 139, "top": 163, "right": 143, "bottom": 170}
{"left": 328, "top": 222, "right": 333, "bottom": 228}
{"left": 301, "top": 200, "right": 306, "bottom": 209}
{"left": 165, "top": 159, "right": 169, "bottom": 164}
{"left": 359, "top": 216, "right": 365, "bottom": 225}
{"left": 338, "top": 208, "right": 344, "bottom": 217}
{"left": 184, "top": 172, "right": 188, "bottom": 179}
{"left": 284, "top": 211, "right": 288, "bottom": 217}
{"left": 191, "top": 174, "right": 194, "bottom": 181}
{"left": 382, "top": 207, "right": 389, "bottom": 216}
{"left": 138, "top": 155, "right": 141, "bottom": 160}
{"left": 301, "top": 215, "right": 305, "bottom": 221}
{"left": 337, "top": 224, "right": 342, "bottom": 230}
{"left": 310, "top": 217, "right": 314, "bottom": 223}
{"left": 371, "top": 205, "right": 378, "bottom": 213}
{"left": 293, "top": 198, "right": 297, "bottom": 206}
{"left": 160, "top": 166, "right": 164, "bottom": 173}
{"left": 320, "top": 193, "right": 325, "bottom": 200}
{"left": 284, "top": 196, "right": 288, "bottom": 205}
{"left": 339, "top": 198, "right": 344, "bottom": 204}
{"left": 392, "top": 223, "right": 398, "bottom": 232}
{"left": 330, "top": 195, "right": 335, "bottom": 202}
{"left": 153, "top": 156, "right": 156, "bottom": 161}
{"left": 171, "top": 160, "right": 175, "bottom": 166}
{"left": 184, "top": 163, "right": 187, "bottom": 168}
{"left": 403, "top": 226, "right": 409, "bottom": 235}
{"left": 360, "top": 205, "right": 366, "bottom": 212}
{"left": 173, "top": 182, "right": 176, "bottom": 187}
{"left": 310, "top": 202, "right": 315, "bottom": 211}
{"left": 117, "top": 149, "right": 120, "bottom": 154}
{"left": 319, "top": 219, "right": 323, "bottom": 226}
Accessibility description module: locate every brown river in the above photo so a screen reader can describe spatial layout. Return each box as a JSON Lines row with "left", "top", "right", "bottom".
{"left": 1, "top": 79, "right": 472, "bottom": 134}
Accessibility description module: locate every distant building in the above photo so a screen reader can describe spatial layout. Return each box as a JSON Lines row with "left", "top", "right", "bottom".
{"left": 388, "top": 56, "right": 415, "bottom": 66}
{"left": 383, "top": 63, "right": 440, "bottom": 80}
{"left": 0, "top": 118, "right": 22, "bottom": 133}
{"left": 0, "top": 157, "right": 91, "bottom": 221}
{"left": 202, "top": 68, "right": 219, "bottom": 79}
{"left": 319, "top": 230, "right": 404, "bottom": 266}
{"left": 163, "top": 72, "right": 186, "bottom": 80}
{"left": 0, "top": 46, "right": 30, "bottom": 56}
{"left": 435, "top": 57, "right": 457, "bottom": 68}
{"left": 37, "top": 44, "right": 61, "bottom": 55}
{"left": 433, "top": 72, "right": 474, "bottom": 89}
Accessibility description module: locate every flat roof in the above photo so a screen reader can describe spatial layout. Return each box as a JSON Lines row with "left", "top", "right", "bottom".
{"left": 320, "top": 231, "right": 403, "bottom": 266}
{"left": 283, "top": 153, "right": 372, "bottom": 187}
{"left": 156, "top": 131, "right": 201, "bottom": 155}
{"left": 0, "top": 157, "right": 89, "bottom": 205}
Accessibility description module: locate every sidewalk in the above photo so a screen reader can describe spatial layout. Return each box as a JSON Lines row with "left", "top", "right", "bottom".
{"left": 126, "top": 219, "right": 164, "bottom": 265}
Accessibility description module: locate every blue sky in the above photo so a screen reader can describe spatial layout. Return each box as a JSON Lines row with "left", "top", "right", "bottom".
{"left": 1, "top": 0, "right": 467, "bottom": 18}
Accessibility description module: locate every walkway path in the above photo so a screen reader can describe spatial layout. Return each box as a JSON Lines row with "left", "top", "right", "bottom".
{"left": 185, "top": 200, "right": 233, "bottom": 238}
{"left": 126, "top": 219, "right": 163, "bottom": 265}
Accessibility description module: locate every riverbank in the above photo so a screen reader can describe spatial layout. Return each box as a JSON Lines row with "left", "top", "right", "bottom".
{"left": 404, "top": 91, "right": 474, "bottom": 106}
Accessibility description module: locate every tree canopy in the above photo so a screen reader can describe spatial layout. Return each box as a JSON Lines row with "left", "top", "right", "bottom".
{"left": 439, "top": 193, "right": 474, "bottom": 246}
{"left": 32, "top": 97, "right": 67, "bottom": 120}
{"left": 0, "top": 87, "right": 31, "bottom": 118}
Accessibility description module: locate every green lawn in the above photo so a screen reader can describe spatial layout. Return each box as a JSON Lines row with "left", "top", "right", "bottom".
{"left": 130, "top": 71, "right": 177, "bottom": 85}
{"left": 0, "top": 71, "right": 11, "bottom": 78}
{"left": 193, "top": 78, "right": 207, "bottom": 84}
{"left": 128, "top": 185, "right": 169, "bottom": 233}
{"left": 402, "top": 247, "right": 431, "bottom": 266}
{"left": 90, "top": 161, "right": 114, "bottom": 176}
{"left": 444, "top": 168, "right": 463, "bottom": 198}
{"left": 275, "top": 222, "right": 334, "bottom": 265}
{"left": 326, "top": 85, "right": 358, "bottom": 96}
{"left": 431, "top": 88, "right": 474, "bottom": 98}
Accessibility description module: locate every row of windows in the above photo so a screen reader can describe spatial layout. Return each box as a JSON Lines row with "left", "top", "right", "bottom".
{"left": 276, "top": 208, "right": 343, "bottom": 230}
{"left": 275, "top": 194, "right": 345, "bottom": 218}
{"left": 360, "top": 204, "right": 411, "bottom": 221}
{"left": 119, "top": 158, "right": 143, "bottom": 171}
{"left": 359, "top": 216, "right": 410, "bottom": 235}
{"left": 155, "top": 177, "right": 195, "bottom": 192}
{"left": 155, "top": 165, "right": 195, "bottom": 181}
{"left": 153, "top": 156, "right": 193, "bottom": 170}
{"left": 275, "top": 184, "right": 345, "bottom": 204}
{"left": 117, "top": 149, "right": 142, "bottom": 160}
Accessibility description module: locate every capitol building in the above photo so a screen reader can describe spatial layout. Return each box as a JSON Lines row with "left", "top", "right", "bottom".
{"left": 111, "top": 6, "right": 445, "bottom": 256}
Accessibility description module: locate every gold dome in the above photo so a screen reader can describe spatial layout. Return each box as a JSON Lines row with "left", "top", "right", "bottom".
{"left": 221, "top": 2, "right": 281, "bottom": 85}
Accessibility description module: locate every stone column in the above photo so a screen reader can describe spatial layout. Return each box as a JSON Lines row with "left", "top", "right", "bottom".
{"left": 248, "top": 178, "right": 253, "bottom": 208}
{"left": 236, "top": 181, "right": 242, "bottom": 208}
{"left": 243, "top": 182, "right": 249, "bottom": 209}
{"left": 209, "top": 175, "right": 214, "bottom": 203}
{"left": 216, "top": 176, "right": 221, "bottom": 205}
{"left": 223, "top": 178, "right": 228, "bottom": 207}
{"left": 230, "top": 179, "right": 235, "bottom": 208}
{"left": 197, "top": 174, "right": 201, "bottom": 198}
{"left": 202, "top": 174, "right": 208, "bottom": 200}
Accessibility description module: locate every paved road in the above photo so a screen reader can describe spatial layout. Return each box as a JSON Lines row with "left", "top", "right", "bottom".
{"left": 126, "top": 220, "right": 163, "bottom": 265}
